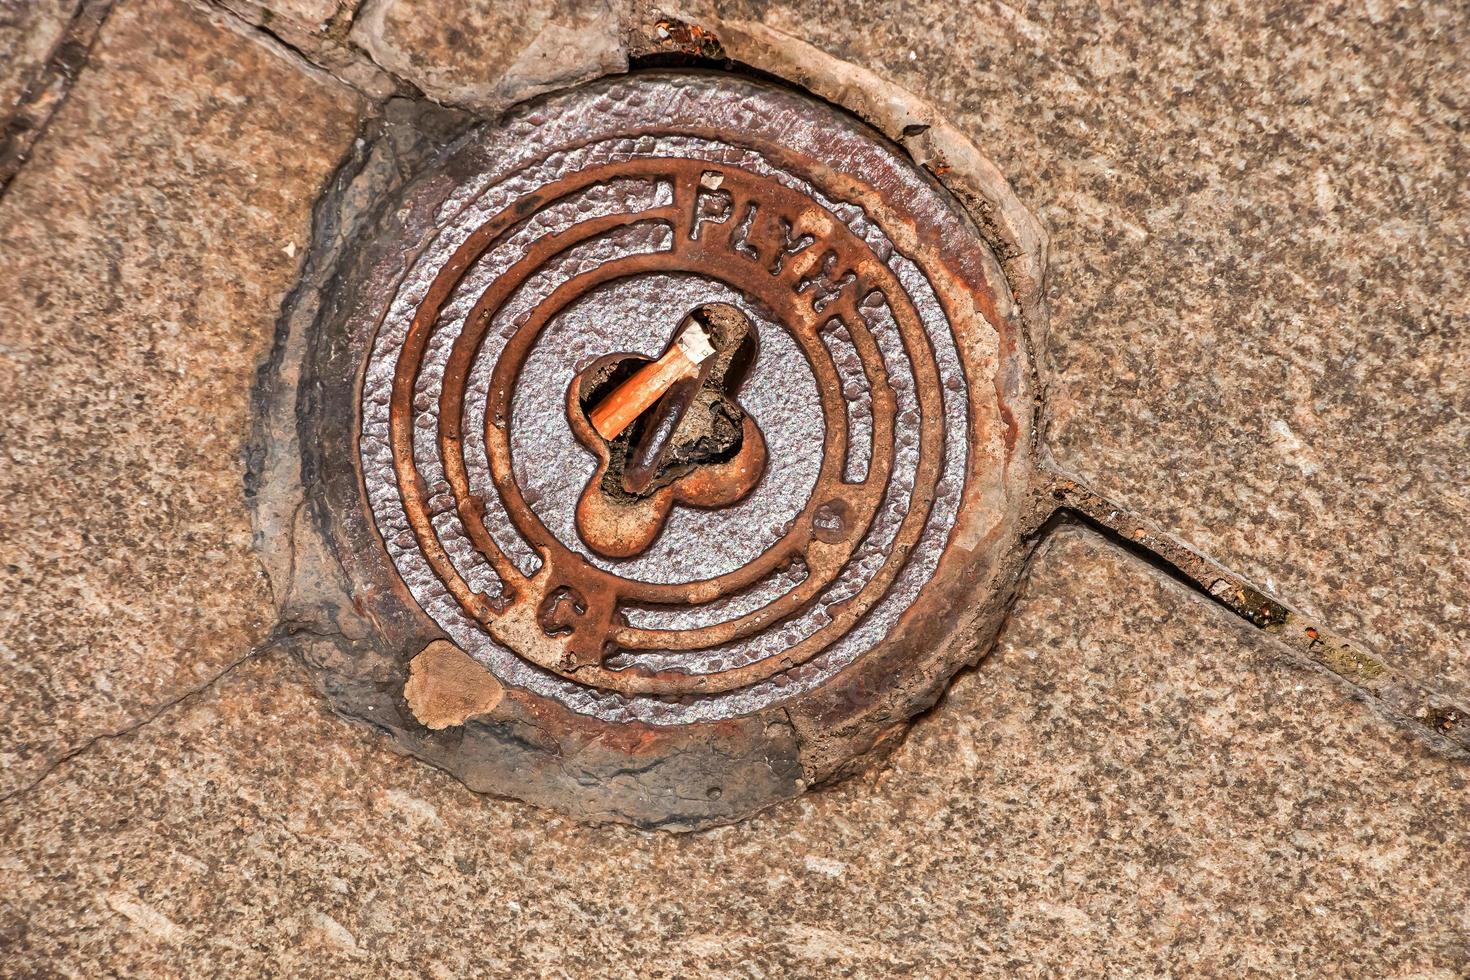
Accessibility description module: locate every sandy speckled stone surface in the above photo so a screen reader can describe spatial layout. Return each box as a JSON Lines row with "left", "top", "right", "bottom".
{"left": 3, "top": 1, "right": 1467, "bottom": 973}
{"left": 253, "top": 0, "right": 341, "bottom": 27}
{"left": 350, "top": 0, "right": 625, "bottom": 111}
{"left": 0, "top": 0, "right": 73, "bottom": 111}
{"left": 2, "top": 530, "right": 1465, "bottom": 976}
{"left": 0, "top": 0, "right": 363, "bottom": 795}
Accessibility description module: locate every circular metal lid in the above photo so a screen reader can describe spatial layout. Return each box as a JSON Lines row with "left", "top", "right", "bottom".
{"left": 302, "top": 70, "right": 1036, "bottom": 828}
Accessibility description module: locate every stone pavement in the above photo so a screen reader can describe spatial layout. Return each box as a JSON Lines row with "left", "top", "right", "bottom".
{"left": 1, "top": 0, "right": 1466, "bottom": 974}
{"left": 0, "top": 0, "right": 362, "bottom": 798}
{"left": 5, "top": 531, "right": 1467, "bottom": 974}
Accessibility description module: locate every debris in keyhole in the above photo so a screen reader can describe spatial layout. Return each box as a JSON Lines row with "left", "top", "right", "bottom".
{"left": 589, "top": 315, "right": 716, "bottom": 440}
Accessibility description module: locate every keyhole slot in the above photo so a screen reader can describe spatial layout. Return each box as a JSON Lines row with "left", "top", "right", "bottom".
{"left": 576, "top": 303, "right": 760, "bottom": 502}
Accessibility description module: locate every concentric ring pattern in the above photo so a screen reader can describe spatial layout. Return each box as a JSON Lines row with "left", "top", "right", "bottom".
{"left": 358, "top": 75, "right": 1012, "bottom": 724}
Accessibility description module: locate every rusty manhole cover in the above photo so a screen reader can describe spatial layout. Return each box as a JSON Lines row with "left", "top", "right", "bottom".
{"left": 291, "top": 71, "right": 1037, "bottom": 828}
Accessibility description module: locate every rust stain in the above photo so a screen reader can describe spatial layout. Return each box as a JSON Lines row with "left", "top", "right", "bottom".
{"left": 651, "top": 18, "right": 726, "bottom": 59}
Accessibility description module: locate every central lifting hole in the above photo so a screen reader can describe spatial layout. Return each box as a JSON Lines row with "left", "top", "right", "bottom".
{"left": 578, "top": 303, "right": 760, "bottom": 500}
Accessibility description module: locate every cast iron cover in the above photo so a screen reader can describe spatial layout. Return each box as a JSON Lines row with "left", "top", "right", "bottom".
{"left": 301, "top": 71, "right": 1036, "bottom": 828}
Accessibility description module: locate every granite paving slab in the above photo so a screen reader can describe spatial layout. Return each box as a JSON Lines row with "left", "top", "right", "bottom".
{"left": 2, "top": 529, "right": 1464, "bottom": 975}
{"left": 0, "top": 0, "right": 363, "bottom": 796}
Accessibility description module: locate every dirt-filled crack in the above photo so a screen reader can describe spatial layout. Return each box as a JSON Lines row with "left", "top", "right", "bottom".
{"left": 0, "top": 621, "right": 334, "bottom": 809}
{"left": 196, "top": 0, "right": 422, "bottom": 103}
{"left": 0, "top": 0, "right": 115, "bottom": 201}
{"left": 1031, "top": 465, "right": 1470, "bottom": 759}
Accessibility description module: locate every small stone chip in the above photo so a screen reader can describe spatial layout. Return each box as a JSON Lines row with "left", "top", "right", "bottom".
{"left": 403, "top": 641, "right": 504, "bottom": 730}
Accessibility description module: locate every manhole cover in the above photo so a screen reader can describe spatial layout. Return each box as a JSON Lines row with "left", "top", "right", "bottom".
{"left": 292, "top": 71, "right": 1038, "bottom": 828}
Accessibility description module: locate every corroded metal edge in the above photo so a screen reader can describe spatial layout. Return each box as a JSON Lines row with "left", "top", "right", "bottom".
{"left": 252, "top": 70, "right": 1047, "bottom": 830}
